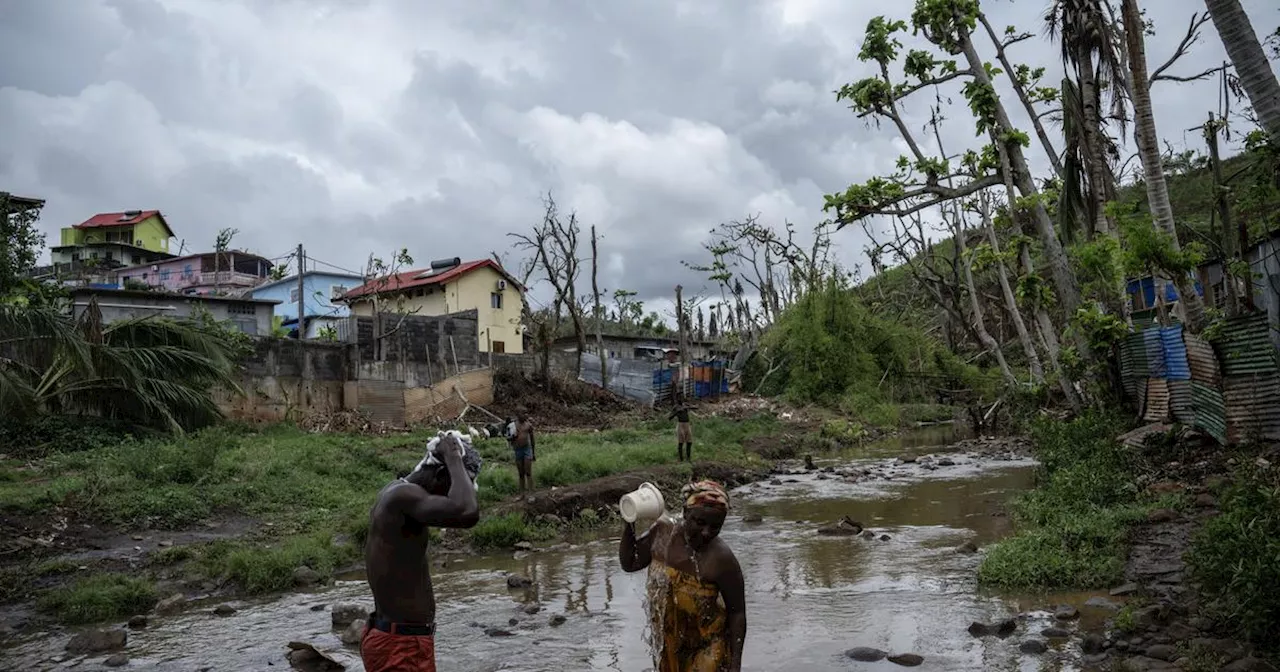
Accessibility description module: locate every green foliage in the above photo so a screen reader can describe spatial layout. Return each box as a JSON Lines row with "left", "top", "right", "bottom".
{"left": 37, "top": 574, "right": 157, "bottom": 624}
{"left": 910, "top": 0, "right": 979, "bottom": 53}
{"left": 468, "top": 513, "right": 557, "bottom": 550}
{"left": 0, "top": 304, "right": 245, "bottom": 433}
{"left": 747, "top": 280, "right": 992, "bottom": 413}
{"left": 1, "top": 193, "right": 46, "bottom": 304}
{"left": 978, "top": 413, "right": 1146, "bottom": 589}
{"left": 823, "top": 176, "right": 907, "bottom": 223}
{"left": 1187, "top": 467, "right": 1280, "bottom": 648}
{"left": 0, "top": 415, "right": 135, "bottom": 458}
{"left": 857, "top": 16, "right": 908, "bottom": 64}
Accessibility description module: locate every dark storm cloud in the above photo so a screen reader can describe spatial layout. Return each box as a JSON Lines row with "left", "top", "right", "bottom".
{"left": 0, "top": 0, "right": 1272, "bottom": 308}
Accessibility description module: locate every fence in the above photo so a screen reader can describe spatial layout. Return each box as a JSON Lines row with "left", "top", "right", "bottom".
{"left": 1118, "top": 313, "right": 1280, "bottom": 444}
{"left": 579, "top": 352, "right": 659, "bottom": 405}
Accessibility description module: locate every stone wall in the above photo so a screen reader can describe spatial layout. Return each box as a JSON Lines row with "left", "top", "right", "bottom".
{"left": 354, "top": 310, "right": 481, "bottom": 367}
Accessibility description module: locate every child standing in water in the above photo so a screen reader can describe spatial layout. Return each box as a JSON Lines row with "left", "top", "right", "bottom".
{"left": 618, "top": 480, "right": 747, "bottom": 672}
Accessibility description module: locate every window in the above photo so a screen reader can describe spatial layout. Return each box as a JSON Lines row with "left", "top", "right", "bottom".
{"left": 131, "top": 255, "right": 140, "bottom": 265}
{"left": 290, "top": 287, "right": 300, "bottom": 303}
{"left": 227, "top": 303, "right": 256, "bottom": 316}
{"left": 159, "top": 269, "right": 171, "bottom": 281}
{"left": 490, "top": 292, "right": 503, "bottom": 309}
{"left": 492, "top": 340, "right": 506, "bottom": 353}
{"left": 330, "top": 285, "right": 348, "bottom": 300}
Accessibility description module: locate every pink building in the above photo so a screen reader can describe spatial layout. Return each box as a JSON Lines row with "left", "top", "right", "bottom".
{"left": 115, "top": 250, "right": 275, "bottom": 296}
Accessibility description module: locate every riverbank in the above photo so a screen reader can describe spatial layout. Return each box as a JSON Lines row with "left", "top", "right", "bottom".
{"left": 977, "top": 413, "right": 1280, "bottom": 670}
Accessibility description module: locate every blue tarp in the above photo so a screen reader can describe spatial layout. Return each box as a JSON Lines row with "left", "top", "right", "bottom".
{"left": 1161, "top": 326, "right": 1191, "bottom": 381}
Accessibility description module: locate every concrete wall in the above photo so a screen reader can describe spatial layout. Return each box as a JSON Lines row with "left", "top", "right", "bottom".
{"left": 354, "top": 310, "right": 482, "bottom": 369}
{"left": 218, "top": 338, "right": 349, "bottom": 422}
{"left": 69, "top": 289, "right": 277, "bottom": 336}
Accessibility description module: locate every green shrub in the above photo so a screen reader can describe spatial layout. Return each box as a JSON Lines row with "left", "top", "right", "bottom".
{"left": 468, "top": 513, "right": 554, "bottom": 550}
{"left": 978, "top": 412, "right": 1142, "bottom": 589}
{"left": 37, "top": 574, "right": 157, "bottom": 624}
{"left": 201, "top": 532, "right": 358, "bottom": 594}
{"left": 1187, "top": 468, "right": 1280, "bottom": 648}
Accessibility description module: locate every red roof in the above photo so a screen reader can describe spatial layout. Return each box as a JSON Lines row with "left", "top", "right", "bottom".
{"left": 75, "top": 210, "right": 174, "bottom": 237}
{"left": 341, "top": 259, "right": 522, "bottom": 300}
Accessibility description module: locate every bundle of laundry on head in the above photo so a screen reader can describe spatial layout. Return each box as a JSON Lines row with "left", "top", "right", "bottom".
{"left": 412, "top": 430, "right": 483, "bottom": 489}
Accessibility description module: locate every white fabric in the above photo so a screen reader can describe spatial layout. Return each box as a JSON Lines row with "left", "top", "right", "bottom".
{"left": 413, "top": 429, "right": 479, "bottom": 491}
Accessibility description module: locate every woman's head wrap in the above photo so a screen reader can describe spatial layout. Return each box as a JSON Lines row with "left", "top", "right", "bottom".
{"left": 681, "top": 480, "right": 729, "bottom": 512}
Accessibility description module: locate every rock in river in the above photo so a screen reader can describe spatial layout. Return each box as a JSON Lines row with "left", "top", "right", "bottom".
{"left": 66, "top": 629, "right": 127, "bottom": 654}
{"left": 816, "top": 517, "right": 862, "bottom": 536}
{"left": 845, "top": 647, "right": 887, "bottom": 662}
{"left": 292, "top": 566, "right": 322, "bottom": 586}
{"left": 104, "top": 653, "right": 129, "bottom": 668}
{"left": 1041, "top": 627, "right": 1071, "bottom": 639}
{"left": 340, "top": 619, "right": 364, "bottom": 646}
{"left": 549, "top": 614, "right": 567, "bottom": 627}
{"left": 1084, "top": 597, "right": 1120, "bottom": 611}
{"left": 1019, "top": 640, "right": 1047, "bottom": 654}
{"left": 955, "top": 540, "right": 979, "bottom": 554}
{"left": 968, "top": 619, "right": 1017, "bottom": 638}
{"left": 887, "top": 653, "right": 924, "bottom": 666}
{"left": 1054, "top": 605, "right": 1080, "bottom": 621}
{"left": 154, "top": 593, "right": 186, "bottom": 616}
{"left": 127, "top": 615, "right": 148, "bottom": 629}
{"left": 506, "top": 574, "right": 533, "bottom": 589}
{"left": 485, "top": 628, "right": 516, "bottom": 637}
{"left": 331, "top": 603, "right": 369, "bottom": 628}
{"left": 213, "top": 604, "right": 237, "bottom": 617}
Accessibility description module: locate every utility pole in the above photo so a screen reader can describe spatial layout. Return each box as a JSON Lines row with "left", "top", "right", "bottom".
{"left": 296, "top": 244, "right": 306, "bottom": 339}
{"left": 675, "top": 284, "right": 686, "bottom": 401}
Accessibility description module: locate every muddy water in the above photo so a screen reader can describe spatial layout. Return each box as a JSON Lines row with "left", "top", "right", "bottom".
{"left": 2, "top": 428, "right": 1105, "bottom": 671}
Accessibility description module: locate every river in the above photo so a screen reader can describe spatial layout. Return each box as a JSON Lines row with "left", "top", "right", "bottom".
{"left": 2, "top": 426, "right": 1108, "bottom": 671}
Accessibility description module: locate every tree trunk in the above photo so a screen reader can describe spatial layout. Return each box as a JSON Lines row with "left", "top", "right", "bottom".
{"left": 959, "top": 34, "right": 1083, "bottom": 322}
{"left": 979, "top": 14, "right": 1064, "bottom": 178}
{"left": 979, "top": 201, "right": 1045, "bottom": 383}
{"left": 1204, "top": 0, "right": 1280, "bottom": 140}
{"left": 952, "top": 208, "right": 1017, "bottom": 386}
{"left": 1121, "top": 0, "right": 1208, "bottom": 332}
{"left": 1205, "top": 114, "right": 1242, "bottom": 316}
{"left": 590, "top": 226, "right": 607, "bottom": 388}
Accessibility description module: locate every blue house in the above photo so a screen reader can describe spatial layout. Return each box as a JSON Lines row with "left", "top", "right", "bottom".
{"left": 248, "top": 270, "right": 363, "bottom": 338}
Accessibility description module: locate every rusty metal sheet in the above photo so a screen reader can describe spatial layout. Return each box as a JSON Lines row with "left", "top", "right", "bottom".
{"left": 1161, "top": 326, "right": 1190, "bottom": 381}
{"left": 1185, "top": 334, "right": 1221, "bottom": 385}
{"left": 1216, "top": 313, "right": 1279, "bottom": 377}
{"left": 1168, "top": 379, "right": 1194, "bottom": 425}
{"left": 1144, "top": 378, "right": 1170, "bottom": 423}
{"left": 357, "top": 379, "right": 406, "bottom": 427}
{"left": 1223, "top": 372, "right": 1280, "bottom": 443}
{"left": 1143, "top": 328, "right": 1167, "bottom": 378}
{"left": 1192, "top": 381, "right": 1227, "bottom": 444}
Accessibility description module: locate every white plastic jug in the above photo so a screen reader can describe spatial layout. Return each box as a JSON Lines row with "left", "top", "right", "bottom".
{"left": 619, "top": 482, "right": 665, "bottom": 523}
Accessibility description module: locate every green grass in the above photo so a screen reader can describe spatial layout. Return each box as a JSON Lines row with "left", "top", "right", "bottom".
{"left": 978, "top": 412, "right": 1148, "bottom": 590}
{"left": 37, "top": 574, "right": 157, "bottom": 624}
{"left": 2, "top": 414, "right": 779, "bottom": 611}
{"left": 1187, "top": 465, "right": 1280, "bottom": 650}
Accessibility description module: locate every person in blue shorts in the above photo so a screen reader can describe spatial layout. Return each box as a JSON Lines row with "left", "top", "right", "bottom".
{"left": 510, "top": 412, "right": 536, "bottom": 493}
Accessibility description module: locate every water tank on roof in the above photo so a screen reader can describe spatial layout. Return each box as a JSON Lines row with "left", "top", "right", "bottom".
{"left": 430, "top": 257, "right": 461, "bottom": 271}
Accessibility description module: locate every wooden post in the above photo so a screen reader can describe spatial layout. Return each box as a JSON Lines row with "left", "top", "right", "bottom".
{"left": 296, "top": 244, "right": 306, "bottom": 338}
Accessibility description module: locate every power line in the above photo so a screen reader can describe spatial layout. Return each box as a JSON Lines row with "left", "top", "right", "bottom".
{"left": 306, "top": 255, "right": 365, "bottom": 277}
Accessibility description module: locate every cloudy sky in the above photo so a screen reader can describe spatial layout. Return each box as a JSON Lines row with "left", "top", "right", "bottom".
{"left": 2, "top": 0, "right": 1276, "bottom": 314}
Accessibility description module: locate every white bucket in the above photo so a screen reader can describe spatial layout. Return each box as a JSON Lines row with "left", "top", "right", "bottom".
{"left": 619, "top": 482, "right": 665, "bottom": 523}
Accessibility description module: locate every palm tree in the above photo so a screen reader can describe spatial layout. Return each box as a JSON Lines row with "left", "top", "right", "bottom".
{"left": 1046, "top": 0, "right": 1126, "bottom": 240}
{"left": 1203, "top": 0, "right": 1280, "bottom": 140}
{"left": 0, "top": 301, "right": 243, "bottom": 432}
{"left": 1120, "top": 0, "right": 1209, "bottom": 331}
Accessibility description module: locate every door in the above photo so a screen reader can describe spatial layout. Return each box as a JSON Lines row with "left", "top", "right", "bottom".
{"left": 492, "top": 340, "right": 506, "bottom": 353}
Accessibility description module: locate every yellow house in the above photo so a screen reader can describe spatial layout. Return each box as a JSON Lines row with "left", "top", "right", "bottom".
{"left": 341, "top": 258, "right": 526, "bottom": 354}
{"left": 51, "top": 210, "right": 176, "bottom": 267}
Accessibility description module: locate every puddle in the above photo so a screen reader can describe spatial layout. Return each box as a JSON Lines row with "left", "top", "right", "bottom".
{"left": 2, "top": 429, "right": 1115, "bottom": 671}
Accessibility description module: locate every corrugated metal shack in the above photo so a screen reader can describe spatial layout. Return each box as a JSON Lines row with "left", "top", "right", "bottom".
{"left": 1118, "top": 314, "right": 1280, "bottom": 444}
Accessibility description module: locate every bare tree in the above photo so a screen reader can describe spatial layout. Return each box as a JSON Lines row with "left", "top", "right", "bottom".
{"left": 590, "top": 225, "right": 607, "bottom": 388}
{"left": 509, "top": 194, "right": 588, "bottom": 374}
{"left": 355, "top": 248, "right": 417, "bottom": 361}
{"left": 213, "top": 228, "right": 238, "bottom": 296}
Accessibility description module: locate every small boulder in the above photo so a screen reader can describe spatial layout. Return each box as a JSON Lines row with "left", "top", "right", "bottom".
{"left": 508, "top": 618, "right": 519, "bottom": 626}
{"left": 292, "top": 566, "right": 322, "bottom": 586}
{"left": 1222, "top": 657, "right": 1278, "bottom": 672}
{"left": 955, "top": 541, "right": 979, "bottom": 554}
{"left": 879, "top": 534, "right": 891, "bottom": 541}
{"left": 1195, "top": 493, "right": 1218, "bottom": 508}
{"left": 514, "top": 541, "right": 534, "bottom": 551}
{"left": 1145, "top": 644, "right": 1177, "bottom": 661}
{"left": 1147, "top": 509, "right": 1178, "bottom": 523}
{"left": 104, "top": 653, "right": 129, "bottom": 668}
{"left": 937, "top": 458, "right": 956, "bottom": 467}
{"left": 1019, "top": 640, "right": 1047, "bottom": 654}
{"left": 549, "top": 614, "right": 567, "bottom": 627}
{"left": 506, "top": 575, "right": 533, "bottom": 589}
{"left": 126, "top": 615, "right": 147, "bottom": 629}
{"left": 65, "top": 629, "right": 127, "bottom": 654}
{"left": 887, "top": 653, "right": 924, "bottom": 666}
{"left": 1041, "top": 627, "right": 1070, "bottom": 639}
{"left": 523, "top": 605, "right": 541, "bottom": 615}
{"left": 860, "top": 530, "right": 876, "bottom": 540}
{"left": 340, "top": 619, "right": 364, "bottom": 646}
{"left": 485, "top": 628, "right": 515, "bottom": 637}
{"left": 742, "top": 513, "right": 763, "bottom": 523}
{"left": 1081, "top": 633, "right": 1106, "bottom": 654}
{"left": 1084, "top": 597, "right": 1120, "bottom": 611}
{"left": 994, "top": 619, "right": 1017, "bottom": 637}
{"left": 331, "top": 603, "right": 369, "bottom": 628}
{"left": 816, "top": 517, "right": 862, "bottom": 537}
{"left": 154, "top": 593, "right": 186, "bottom": 616}
{"left": 212, "top": 604, "right": 236, "bottom": 617}
{"left": 845, "top": 647, "right": 887, "bottom": 662}
{"left": 1054, "top": 605, "right": 1080, "bottom": 621}
{"left": 897, "top": 455, "right": 917, "bottom": 464}
{"left": 1110, "top": 583, "right": 1140, "bottom": 597}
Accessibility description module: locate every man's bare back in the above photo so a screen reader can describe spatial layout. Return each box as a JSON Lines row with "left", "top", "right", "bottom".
{"left": 361, "top": 432, "right": 481, "bottom": 672}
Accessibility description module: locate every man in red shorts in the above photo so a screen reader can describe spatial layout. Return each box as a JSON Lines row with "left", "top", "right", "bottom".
{"left": 362, "top": 430, "right": 482, "bottom": 671}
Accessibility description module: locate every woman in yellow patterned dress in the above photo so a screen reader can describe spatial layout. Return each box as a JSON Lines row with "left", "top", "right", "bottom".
{"left": 619, "top": 481, "right": 747, "bottom": 672}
